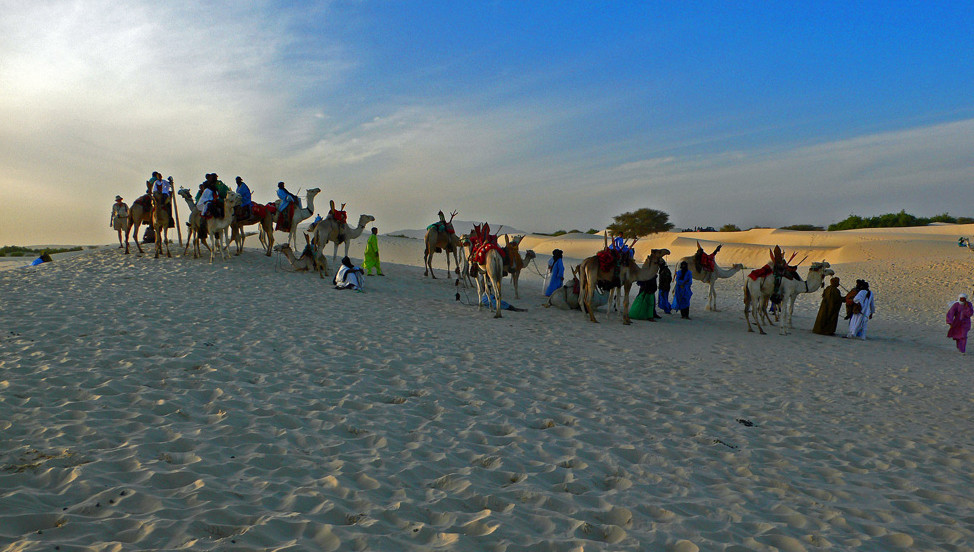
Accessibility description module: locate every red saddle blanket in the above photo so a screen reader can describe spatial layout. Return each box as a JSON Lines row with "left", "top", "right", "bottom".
{"left": 748, "top": 264, "right": 800, "bottom": 281}
{"left": 252, "top": 202, "right": 276, "bottom": 219}
{"left": 596, "top": 249, "right": 621, "bottom": 273}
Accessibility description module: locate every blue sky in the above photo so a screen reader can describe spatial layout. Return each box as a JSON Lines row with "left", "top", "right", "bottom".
{"left": 2, "top": 1, "right": 973, "bottom": 244}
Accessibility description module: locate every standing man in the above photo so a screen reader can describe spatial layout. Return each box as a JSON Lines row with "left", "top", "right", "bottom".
{"left": 110, "top": 195, "right": 128, "bottom": 248}
{"left": 947, "top": 293, "right": 973, "bottom": 354}
{"left": 657, "top": 260, "right": 673, "bottom": 314}
{"left": 363, "top": 227, "right": 384, "bottom": 276}
{"left": 812, "top": 277, "right": 844, "bottom": 336}
{"left": 544, "top": 249, "right": 564, "bottom": 297}
{"left": 846, "top": 281, "right": 875, "bottom": 339}
{"left": 673, "top": 261, "right": 693, "bottom": 319}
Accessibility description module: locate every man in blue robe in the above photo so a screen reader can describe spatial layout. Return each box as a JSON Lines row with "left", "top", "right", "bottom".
{"left": 544, "top": 249, "right": 564, "bottom": 297}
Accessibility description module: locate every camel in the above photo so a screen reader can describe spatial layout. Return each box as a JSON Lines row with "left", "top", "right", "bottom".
{"left": 579, "top": 247, "right": 671, "bottom": 324}
{"left": 311, "top": 213, "right": 375, "bottom": 262}
{"left": 279, "top": 235, "right": 327, "bottom": 278}
{"left": 679, "top": 243, "right": 745, "bottom": 311}
{"left": 207, "top": 192, "right": 240, "bottom": 263}
{"left": 744, "top": 261, "right": 833, "bottom": 335}
{"left": 151, "top": 191, "right": 173, "bottom": 259}
{"left": 230, "top": 202, "right": 275, "bottom": 256}
{"left": 547, "top": 265, "right": 609, "bottom": 311}
{"left": 176, "top": 188, "right": 213, "bottom": 259}
{"left": 472, "top": 248, "right": 506, "bottom": 318}
{"left": 499, "top": 235, "right": 536, "bottom": 299}
{"left": 123, "top": 194, "right": 153, "bottom": 255}
{"left": 423, "top": 210, "right": 462, "bottom": 279}
{"left": 279, "top": 188, "right": 320, "bottom": 249}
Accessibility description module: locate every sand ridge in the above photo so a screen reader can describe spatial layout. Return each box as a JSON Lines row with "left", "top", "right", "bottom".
{"left": 1, "top": 226, "right": 973, "bottom": 550}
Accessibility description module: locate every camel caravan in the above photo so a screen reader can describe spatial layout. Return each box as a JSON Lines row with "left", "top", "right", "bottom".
{"left": 120, "top": 175, "right": 837, "bottom": 332}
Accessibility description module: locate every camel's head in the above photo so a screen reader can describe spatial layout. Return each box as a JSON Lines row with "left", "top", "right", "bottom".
{"left": 225, "top": 191, "right": 240, "bottom": 208}
{"left": 361, "top": 214, "right": 376, "bottom": 227}
{"left": 177, "top": 187, "right": 191, "bottom": 199}
{"left": 523, "top": 250, "right": 536, "bottom": 263}
{"left": 732, "top": 263, "right": 745, "bottom": 269}
{"left": 808, "top": 261, "right": 833, "bottom": 280}
{"left": 307, "top": 187, "right": 321, "bottom": 197}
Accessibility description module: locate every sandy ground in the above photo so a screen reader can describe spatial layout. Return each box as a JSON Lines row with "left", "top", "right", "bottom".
{"left": 1, "top": 226, "right": 973, "bottom": 551}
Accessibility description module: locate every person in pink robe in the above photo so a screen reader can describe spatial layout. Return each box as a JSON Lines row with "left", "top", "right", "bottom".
{"left": 946, "top": 294, "right": 973, "bottom": 354}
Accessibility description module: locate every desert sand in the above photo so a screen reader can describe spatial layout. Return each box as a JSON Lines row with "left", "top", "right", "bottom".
{"left": 1, "top": 225, "right": 973, "bottom": 551}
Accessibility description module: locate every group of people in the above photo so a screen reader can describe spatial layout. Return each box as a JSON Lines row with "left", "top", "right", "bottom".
{"left": 542, "top": 249, "right": 693, "bottom": 320}
{"left": 812, "top": 278, "right": 877, "bottom": 339}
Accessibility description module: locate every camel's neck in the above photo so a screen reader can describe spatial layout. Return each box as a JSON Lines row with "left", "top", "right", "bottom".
{"left": 715, "top": 265, "right": 743, "bottom": 278}
{"left": 180, "top": 195, "right": 198, "bottom": 213}
{"left": 348, "top": 217, "right": 369, "bottom": 238}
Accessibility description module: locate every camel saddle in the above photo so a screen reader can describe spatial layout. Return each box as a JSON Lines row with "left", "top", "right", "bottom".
{"left": 693, "top": 248, "right": 717, "bottom": 272}
{"left": 470, "top": 223, "right": 501, "bottom": 264}
{"left": 133, "top": 194, "right": 152, "bottom": 210}
{"left": 275, "top": 204, "right": 295, "bottom": 231}
{"left": 427, "top": 220, "right": 455, "bottom": 235}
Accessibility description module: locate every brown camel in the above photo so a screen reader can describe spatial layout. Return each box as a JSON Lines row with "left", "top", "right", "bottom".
{"left": 579, "top": 246, "right": 671, "bottom": 324}
{"left": 151, "top": 191, "right": 173, "bottom": 258}
{"left": 279, "top": 235, "right": 327, "bottom": 278}
{"left": 498, "top": 235, "right": 535, "bottom": 300}
{"left": 230, "top": 202, "right": 275, "bottom": 256}
{"left": 124, "top": 194, "right": 153, "bottom": 255}
{"left": 423, "top": 210, "right": 462, "bottom": 279}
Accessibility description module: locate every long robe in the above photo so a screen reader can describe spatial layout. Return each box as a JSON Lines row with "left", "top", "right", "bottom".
{"left": 846, "top": 289, "right": 875, "bottom": 339}
{"left": 544, "top": 257, "right": 564, "bottom": 297}
{"left": 335, "top": 264, "right": 364, "bottom": 290}
{"left": 363, "top": 233, "right": 382, "bottom": 275}
{"left": 673, "top": 268, "right": 693, "bottom": 311}
{"left": 946, "top": 300, "right": 973, "bottom": 352}
{"left": 629, "top": 278, "right": 657, "bottom": 320}
{"left": 812, "top": 284, "right": 843, "bottom": 335}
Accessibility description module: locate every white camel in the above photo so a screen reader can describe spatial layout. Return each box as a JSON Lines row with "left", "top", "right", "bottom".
{"left": 677, "top": 255, "right": 746, "bottom": 311}
{"left": 176, "top": 188, "right": 211, "bottom": 259}
{"left": 280, "top": 188, "right": 320, "bottom": 249}
{"left": 744, "top": 261, "right": 833, "bottom": 335}
{"left": 473, "top": 248, "right": 506, "bottom": 319}
{"left": 207, "top": 192, "right": 239, "bottom": 263}
{"left": 311, "top": 213, "right": 375, "bottom": 262}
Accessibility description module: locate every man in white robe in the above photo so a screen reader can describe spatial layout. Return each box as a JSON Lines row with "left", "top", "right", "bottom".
{"left": 846, "top": 282, "right": 876, "bottom": 339}
{"left": 334, "top": 256, "right": 365, "bottom": 291}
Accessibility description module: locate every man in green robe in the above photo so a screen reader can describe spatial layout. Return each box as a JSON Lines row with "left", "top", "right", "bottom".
{"left": 812, "top": 277, "right": 843, "bottom": 335}
{"left": 363, "top": 227, "right": 383, "bottom": 276}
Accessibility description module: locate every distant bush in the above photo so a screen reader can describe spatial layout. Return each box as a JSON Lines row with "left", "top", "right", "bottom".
{"left": 586, "top": 229, "right": 600, "bottom": 234}
{"left": 0, "top": 245, "right": 82, "bottom": 257}
{"left": 719, "top": 224, "right": 741, "bottom": 232}
{"left": 827, "top": 210, "right": 974, "bottom": 231}
{"left": 780, "top": 224, "right": 824, "bottom": 231}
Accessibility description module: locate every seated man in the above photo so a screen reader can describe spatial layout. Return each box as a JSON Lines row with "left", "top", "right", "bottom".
{"left": 334, "top": 256, "right": 365, "bottom": 291}
{"left": 234, "top": 176, "right": 252, "bottom": 220}
{"left": 276, "top": 182, "right": 299, "bottom": 231}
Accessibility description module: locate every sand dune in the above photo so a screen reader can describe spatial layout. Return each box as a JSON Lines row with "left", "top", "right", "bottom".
{"left": 1, "top": 226, "right": 972, "bottom": 550}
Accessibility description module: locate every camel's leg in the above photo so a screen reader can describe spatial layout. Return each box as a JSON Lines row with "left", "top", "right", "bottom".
{"left": 512, "top": 270, "right": 520, "bottom": 300}
{"left": 582, "top": 273, "right": 599, "bottom": 323}
{"left": 452, "top": 249, "right": 460, "bottom": 276}
{"left": 264, "top": 221, "right": 274, "bottom": 256}
{"left": 474, "top": 268, "right": 484, "bottom": 310}
{"left": 163, "top": 227, "right": 172, "bottom": 258}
